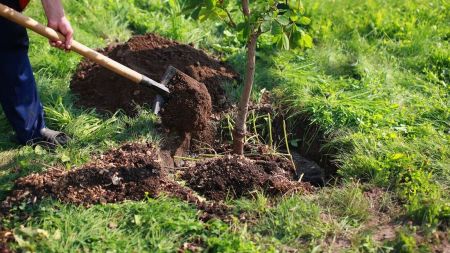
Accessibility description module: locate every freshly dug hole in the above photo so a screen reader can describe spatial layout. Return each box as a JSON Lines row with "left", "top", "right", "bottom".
{"left": 160, "top": 69, "right": 212, "bottom": 132}
{"left": 182, "top": 155, "right": 312, "bottom": 201}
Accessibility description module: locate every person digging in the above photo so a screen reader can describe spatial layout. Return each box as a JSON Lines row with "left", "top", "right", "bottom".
{"left": 0, "top": 0, "right": 72, "bottom": 146}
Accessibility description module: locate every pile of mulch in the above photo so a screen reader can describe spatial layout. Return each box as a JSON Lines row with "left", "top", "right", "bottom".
{"left": 71, "top": 33, "right": 238, "bottom": 115}
{"left": 182, "top": 155, "right": 312, "bottom": 201}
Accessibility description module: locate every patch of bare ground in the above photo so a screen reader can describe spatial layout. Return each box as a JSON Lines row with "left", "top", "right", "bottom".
{"left": 320, "top": 187, "right": 449, "bottom": 252}
{"left": 315, "top": 187, "right": 394, "bottom": 251}
{"left": 363, "top": 187, "right": 400, "bottom": 242}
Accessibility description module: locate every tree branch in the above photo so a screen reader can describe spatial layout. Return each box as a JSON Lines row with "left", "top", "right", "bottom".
{"left": 223, "top": 7, "right": 236, "bottom": 28}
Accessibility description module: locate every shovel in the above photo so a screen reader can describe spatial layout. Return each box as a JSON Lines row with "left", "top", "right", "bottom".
{"left": 0, "top": 3, "right": 174, "bottom": 114}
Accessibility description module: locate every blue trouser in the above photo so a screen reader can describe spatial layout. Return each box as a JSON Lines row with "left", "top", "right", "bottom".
{"left": 0, "top": 0, "right": 46, "bottom": 144}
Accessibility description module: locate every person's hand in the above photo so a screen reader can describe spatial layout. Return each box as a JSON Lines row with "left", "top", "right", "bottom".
{"left": 47, "top": 16, "right": 73, "bottom": 50}
{"left": 41, "top": 0, "right": 73, "bottom": 50}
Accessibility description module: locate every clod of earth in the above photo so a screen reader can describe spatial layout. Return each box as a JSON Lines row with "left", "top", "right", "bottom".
{"left": 160, "top": 69, "right": 212, "bottom": 133}
{"left": 182, "top": 155, "right": 312, "bottom": 201}
{"left": 71, "top": 33, "right": 238, "bottom": 115}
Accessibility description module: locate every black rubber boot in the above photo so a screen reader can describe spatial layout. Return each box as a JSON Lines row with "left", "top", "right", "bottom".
{"left": 38, "top": 128, "right": 71, "bottom": 147}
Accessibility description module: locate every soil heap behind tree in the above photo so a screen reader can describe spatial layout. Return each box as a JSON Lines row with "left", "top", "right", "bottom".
{"left": 71, "top": 34, "right": 238, "bottom": 116}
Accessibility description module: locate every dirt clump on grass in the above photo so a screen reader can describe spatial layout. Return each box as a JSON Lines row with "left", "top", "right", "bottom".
{"left": 3, "top": 143, "right": 163, "bottom": 206}
{"left": 71, "top": 33, "right": 238, "bottom": 115}
{"left": 182, "top": 155, "right": 312, "bottom": 201}
{"left": 160, "top": 69, "right": 212, "bottom": 133}
{"left": 2, "top": 143, "right": 230, "bottom": 221}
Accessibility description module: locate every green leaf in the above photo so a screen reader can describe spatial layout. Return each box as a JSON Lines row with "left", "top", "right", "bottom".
{"left": 206, "top": 0, "right": 216, "bottom": 8}
{"left": 60, "top": 153, "right": 71, "bottom": 163}
{"left": 282, "top": 32, "right": 290, "bottom": 50}
{"left": 300, "top": 32, "right": 313, "bottom": 48}
{"left": 271, "top": 22, "right": 283, "bottom": 35}
{"left": 198, "top": 7, "right": 211, "bottom": 21}
{"left": 223, "top": 30, "right": 233, "bottom": 37}
{"left": 260, "top": 20, "right": 272, "bottom": 33}
{"left": 290, "top": 13, "right": 299, "bottom": 22}
{"left": 391, "top": 153, "right": 406, "bottom": 160}
{"left": 168, "top": 0, "right": 177, "bottom": 9}
{"left": 299, "top": 16, "right": 311, "bottom": 25}
{"left": 277, "top": 15, "right": 290, "bottom": 26}
{"left": 134, "top": 215, "right": 143, "bottom": 226}
{"left": 212, "top": 7, "right": 228, "bottom": 19}
{"left": 34, "top": 145, "right": 47, "bottom": 155}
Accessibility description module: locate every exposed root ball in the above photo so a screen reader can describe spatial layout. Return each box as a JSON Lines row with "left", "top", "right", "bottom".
{"left": 160, "top": 69, "right": 212, "bottom": 132}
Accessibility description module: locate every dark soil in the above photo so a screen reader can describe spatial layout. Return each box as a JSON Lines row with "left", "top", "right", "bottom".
{"left": 160, "top": 69, "right": 212, "bottom": 133}
{"left": 71, "top": 34, "right": 238, "bottom": 115}
{"left": 3, "top": 143, "right": 163, "bottom": 206}
{"left": 244, "top": 91, "right": 336, "bottom": 185}
{"left": 1, "top": 143, "right": 229, "bottom": 221}
{"left": 2, "top": 142, "right": 311, "bottom": 219}
{"left": 182, "top": 155, "right": 312, "bottom": 201}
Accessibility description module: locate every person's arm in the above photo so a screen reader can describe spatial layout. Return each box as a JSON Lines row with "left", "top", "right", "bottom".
{"left": 41, "top": 0, "right": 73, "bottom": 50}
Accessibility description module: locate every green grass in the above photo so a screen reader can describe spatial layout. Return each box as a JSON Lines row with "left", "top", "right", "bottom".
{"left": 273, "top": 0, "right": 449, "bottom": 227}
{"left": 0, "top": 0, "right": 448, "bottom": 252}
{"left": 9, "top": 197, "right": 260, "bottom": 252}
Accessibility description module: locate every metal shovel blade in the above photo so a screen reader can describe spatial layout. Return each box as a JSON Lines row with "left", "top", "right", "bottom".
{"left": 152, "top": 66, "right": 178, "bottom": 115}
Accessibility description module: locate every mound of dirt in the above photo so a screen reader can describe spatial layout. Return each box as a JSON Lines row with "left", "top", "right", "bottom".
{"left": 182, "top": 155, "right": 311, "bottom": 201}
{"left": 2, "top": 143, "right": 230, "bottom": 221}
{"left": 160, "top": 68, "right": 212, "bottom": 132}
{"left": 71, "top": 34, "right": 238, "bottom": 115}
{"left": 3, "top": 143, "right": 163, "bottom": 206}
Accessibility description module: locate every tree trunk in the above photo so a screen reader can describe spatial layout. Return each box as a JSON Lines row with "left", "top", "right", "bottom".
{"left": 232, "top": 32, "right": 258, "bottom": 155}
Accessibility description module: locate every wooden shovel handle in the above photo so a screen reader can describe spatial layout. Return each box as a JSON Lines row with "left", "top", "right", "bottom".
{"left": 0, "top": 3, "right": 143, "bottom": 84}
